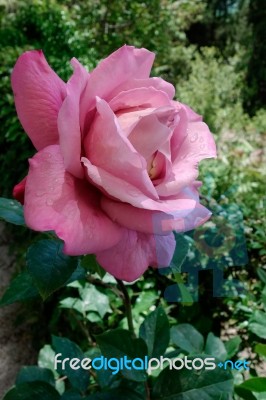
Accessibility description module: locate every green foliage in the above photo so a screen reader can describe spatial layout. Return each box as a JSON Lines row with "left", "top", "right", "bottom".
{"left": 0, "top": 197, "right": 25, "bottom": 225}
{"left": 152, "top": 357, "right": 233, "bottom": 400}
{"left": 26, "top": 240, "right": 80, "bottom": 299}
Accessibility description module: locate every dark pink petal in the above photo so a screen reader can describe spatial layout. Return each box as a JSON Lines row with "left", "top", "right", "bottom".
{"left": 80, "top": 45, "right": 155, "bottom": 127}
{"left": 11, "top": 50, "right": 66, "bottom": 150}
{"left": 58, "top": 58, "right": 89, "bottom": 178}
{"left": 24, "top": 145, "right": 123, "bottom": 255}
{"left": 96, "top": 229, "right": 176, "bottom": 282}
{"left": 84, "top": 98, "right": 158, "bottom": 200}
{"left": 13, "top": 176, "right": 27, "bottom": 205}
{"left": 101, "top": 193, "right": 211, "bottom": 235}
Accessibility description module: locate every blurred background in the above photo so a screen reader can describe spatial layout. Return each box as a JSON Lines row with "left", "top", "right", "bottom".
{"left": 0, "top": 0, "right": 265, "bottom": 397}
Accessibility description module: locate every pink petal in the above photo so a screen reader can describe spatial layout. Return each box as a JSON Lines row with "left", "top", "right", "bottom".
{"left": 83, "top": 98, "right": 158, "bottom": 200}
{"left": 80, "top": 45, "right": 155, "bottom": 129}
{"left": 58, "top": 58, "right": 89, "bottom": 178}
{"left": 13, "top": 176, "right": 27, "bottom": 205}
{"left": 109, "top": 77, "right": 175, "bottom": 100}
{"left": 82, "top": 156, "right": 206, "bottom": 213}
{"left": 24, "top": 145, "right": 123, "bottom": 255}
{"left": 109, "top": 87, "right": 170, "bottom": 112}
{"left": 11, "top": 50, "right": 66, "bottom": 150}
{"left": 96, "top": 230, "right": 176, "bottom": 282}
{"left": 157, "top": 119, "right": 217, "bottom": 197}
{"left": 128, "top": 113, "right": 172, "bottom": 160}
{"left": 101, "top": 193, "right": 211, "bottom": 235}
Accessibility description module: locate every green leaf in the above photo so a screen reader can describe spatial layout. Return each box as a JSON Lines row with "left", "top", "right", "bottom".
{"left": 37, "top": 345, "right": 65, "bottom": 395}
{"left": 86, "top": 380, "right": 146, "bottom": 399}
{"left": 0, "top": 271, "right": 40, "bottom": 306}
{"left": 234, "top": 386, "right": 257, "bottom": 400}
{"left": 0, "top": 197, "right": 25, "bottom": 225}
{"left": 205, "top": 332, "right": 227, "bottom": 361}
{"left": 52, "top": 336, "right": 90, "bottom": 393}
{"left": 16, "top": 366, "right": 55, "bottom": 386}
{"left": 257, "top": 268, "right": 266, "bottom": 284}
{"left": 38, "top": 345, "right": 58, "bottom": 374}
{"left": 85, "top": 347, "right": 114, "bottom": 389}
{"left": 224, "top": 336, "right": 241, "bottom": 358}
{"left": 237, "top": 378, "right": 266, "bottom": 393}
{"left": 79, "top": 284, "right": 112, "bottom": 318}
{"left": 170, "top": 234, "right": 189, "bottom": 272}
{"left": 61, "top": 391, "right": 83, "bottom": 400}
{"left": 27, "top": 240, "right": 78, "bottom": 299}
{"left": 249, "top": 310, "right": 266, "bottom": 339}
{"left": 255, "top": 343, "right": 266, "bottom": 357}
{"left": 81, "top": 255, "right": 106, "bottom": 279}
{"left": 133, "top": 291, "right": 157, "bottom": 315}
{"left": 139, "top": 306, "right": 170, "bottom": 358}
{"left": 3, "top": 382, "right": 60, "bottom": 400}
{"left": 152, "top": 356, "right": 233, "bottom": 399}
{"left": 171, "top": 324, "right": 204, "bottom": 354}
{"left": 96, "top": 329, "right": 148, "bottom": 382}
{"left": 66, "top": 263, "right": 86, "bottom": 285}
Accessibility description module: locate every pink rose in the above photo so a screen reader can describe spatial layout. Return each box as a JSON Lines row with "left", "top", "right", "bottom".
{"left": 12, "top": 45, "right": 216, "bottom": 282}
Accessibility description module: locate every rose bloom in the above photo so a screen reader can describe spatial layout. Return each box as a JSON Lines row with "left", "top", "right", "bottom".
{"left": 12, "top": 45, "right": 216, "bottom": 282}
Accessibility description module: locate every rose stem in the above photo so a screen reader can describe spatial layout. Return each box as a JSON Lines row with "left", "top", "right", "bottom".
{"left": 115, "top": 279, "right": 135, "bottom": 337}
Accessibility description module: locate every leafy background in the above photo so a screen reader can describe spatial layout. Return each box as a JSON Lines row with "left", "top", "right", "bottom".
{"left": 0, "top": 0, "right": 265, "bottom": 399}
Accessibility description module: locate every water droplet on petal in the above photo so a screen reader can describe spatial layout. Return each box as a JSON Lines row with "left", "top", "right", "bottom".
{"left": 46, "top": 199, "right": 54, "bottom": 206}
{"left": 36, "top": 190, "right": 46, "bottom": 197}
{"left": 190, "top": 132, "right": 198, "bottom": 143}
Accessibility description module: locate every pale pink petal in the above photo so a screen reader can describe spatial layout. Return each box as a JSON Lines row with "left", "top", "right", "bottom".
{"left": 183, "top": 103, "right": 203, "bottom": 122}
{"left": 11, "top": 50, "right": 66, "bottom": 150}
{"left": 157, "top": 119, "right": 217, "bottom": 196}
{"left": 24, "top": 145, "right": 123, "bottom": 255}
{"left": 101, "top": 192, "right": 211, "bottom": 235}
{"left": 109, "top": 77, "right": 175, "bottom": 100}
{"left": 170, "top": 103, "right": 189, "bottom": 161}
{"left": 128, "top": 113, "right": 172, "bottom": 160}
{"left": 58, "top": 58, "right": 89, "bottom": 178}
{"left": 80, "top": 45, "right": 155, "bottom": 129}
{"left": 109, "top": 87, "right": 170, "bottom": 112}
{"left": 84, "top": 98, "right": 158, "bottom": 200}
{"left": 96, "top": 230, "right": 176, "bottom": 282}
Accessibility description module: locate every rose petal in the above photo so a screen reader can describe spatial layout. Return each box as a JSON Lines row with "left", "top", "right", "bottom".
{"left": 128, "top": 113, "right": 172, "bottom": 160}
{"left": 13, "top": 176, "right": 27, "bottom": 205}
{"left": 109, "top": 77, "right": 175, "bottom": 100}
{"left": 84, "top": 98, "right": 158, "bottom": 200}
{"left": 96, "top": 229, "right": 175, "bottom": 282}
{"left": 11, "top": 50, "right": 66, "bottom": 150}
{"left": 157, "top": 119, "right": 217, "bottom": 196}
{"left": 82, "top": 156, "right": 206, "bottom": 214}
{"left": 109, "top": 87, "right": 170, "bottom": 112}
{"left": 101, "top": 191, "right": 211, "bottom": 235}
{"left": 58, "top": 58, "right": 89, "bottom": 178}
{"left": 80, "top": 45, "right": 155, "bottom": 129}
{"left": 24, "top": 145, "right": 123, "bottom": 255}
